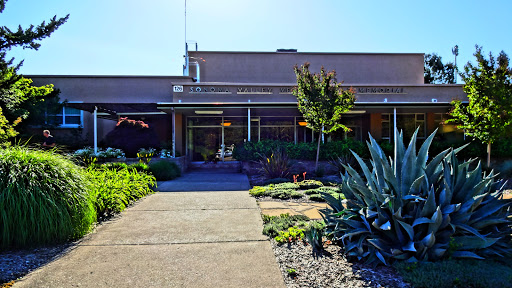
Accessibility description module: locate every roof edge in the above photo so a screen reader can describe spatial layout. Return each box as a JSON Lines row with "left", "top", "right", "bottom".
{"left": 26, "top": 75, "right": 194, "bottom": 79}
{"left": 189, "top": 50, "right": 425, "bottom": 56}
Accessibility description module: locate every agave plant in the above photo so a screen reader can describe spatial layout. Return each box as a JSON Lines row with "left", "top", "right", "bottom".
{"left": 321, "top": 128, "right": 512, "bottom": 265}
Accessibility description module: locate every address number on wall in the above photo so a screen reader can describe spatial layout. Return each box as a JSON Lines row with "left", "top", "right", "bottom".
{"left": 173, "top": 85, "right": 184, "bottom": 93}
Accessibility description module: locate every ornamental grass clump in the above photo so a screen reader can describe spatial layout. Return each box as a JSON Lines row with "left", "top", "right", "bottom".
{"left": 0, "top": 146, "right": 95, "bottom": 249}
{"left": 321, "top": 128, "right": 512, "bottom": 265}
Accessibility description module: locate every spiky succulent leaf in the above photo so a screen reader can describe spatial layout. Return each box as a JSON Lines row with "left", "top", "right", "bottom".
{"left": 321, "top": 128, "right": 512, "bottom": 265}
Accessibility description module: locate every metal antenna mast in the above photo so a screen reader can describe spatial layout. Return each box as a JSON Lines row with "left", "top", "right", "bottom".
{"left": 452, "top": 45, "right": 459, "bottom": 84}
{"left": 183, "top": 0, "right": 189, "bottom": 76}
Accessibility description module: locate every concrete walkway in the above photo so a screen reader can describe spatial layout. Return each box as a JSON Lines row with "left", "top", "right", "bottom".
{"left": 258, "top": 200, "right": 329, "bottom": 219}
{"left": 14, "top": 172, "right": 285, "bottom": 288}
{"left": 157, "top": 170, "right": 251, "bottom": 192}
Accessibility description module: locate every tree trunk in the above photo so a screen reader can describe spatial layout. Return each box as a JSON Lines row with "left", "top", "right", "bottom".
{"left": 315, "top": 131, "right": 321, "bottom": 171}
{"left": 487, "top": 142, "right": 491, "bottom": 168}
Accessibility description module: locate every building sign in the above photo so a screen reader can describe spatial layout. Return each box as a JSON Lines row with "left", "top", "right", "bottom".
{"left": 183, "top": 86, "right": 406, "bottom": 95}
{"left": 279, "top": 87, "right": 294, "bottom": 94}
{"left": 357, "top": 87, "right": 405, "bottom": 94}
{"left": 189, "top": 86, "right": 231, "bottom": 93}
{"left": 237, "top": 87, "right": 273, "bottom": 94}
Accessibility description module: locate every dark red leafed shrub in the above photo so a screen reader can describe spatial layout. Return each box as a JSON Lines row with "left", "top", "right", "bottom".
{"left": 104, "top": 118, "right": 160, "bottom": 157}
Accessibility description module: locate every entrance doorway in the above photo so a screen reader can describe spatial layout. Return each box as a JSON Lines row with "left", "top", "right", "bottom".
{"left": 189, "top": 127, "right": 222, "bottom": 162}
{"left": 186, "top": 116, "right": 314, "bottom": 162}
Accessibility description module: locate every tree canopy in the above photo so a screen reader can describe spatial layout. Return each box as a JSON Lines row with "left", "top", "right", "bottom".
{"left": 447, "top": 45, "right": 512, "bottom": 166}
{"left": 0, "top": 0, "right": 68, "bottom": 142}
{"left": 293, "top": 63, "right": 356, "bottom": 169}
{"left": 424, "top": 53, "right": 455, "bottom": 84}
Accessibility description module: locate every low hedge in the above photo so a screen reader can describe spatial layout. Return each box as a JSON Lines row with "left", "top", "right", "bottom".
{"left": 233, "top": 139, "right": 368, "bottom": 161}
{"left": 233, "top": 138, "right": 512, "bottom": 161}
{"left": 148, "top": 160, "right": 181, "bottom": 181}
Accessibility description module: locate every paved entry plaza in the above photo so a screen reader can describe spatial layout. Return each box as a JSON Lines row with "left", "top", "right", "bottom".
{"left": 14, "top": 171, "right": 285, "bottom": 288}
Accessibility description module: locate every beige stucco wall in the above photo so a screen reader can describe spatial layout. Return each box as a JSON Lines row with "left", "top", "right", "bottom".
{"left": 29, "top": 76, "right": 193, "bottom": 103}
{"left": 189, "top": 51, "right": 425, "bottom": 85}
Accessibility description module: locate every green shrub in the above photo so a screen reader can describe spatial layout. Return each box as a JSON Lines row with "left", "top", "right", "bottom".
{"left": 275, "top": 226, "right": 305, "bottom": 244}
{"left": 148, "top": 160, "right": 181, "bottom": 181}
{"left": 308, "top": 194, "right": 325, "bottom": 202}
{"left": 297, "top": 180, "right": 323, "bottom": 189}
{"left": 128, "top": 162, "right": 149, "bottom": 173}
{"left": 304, "top": 188, "right": 320, "bottom": 195}
{"left": 262, "top": 213, "right": 310, "bottom": 238}
{"left": 0, "top": 147, "right": 96, "bottom": 248}
{"left": 249, "top": 186, "right": 273, "bottom": 197}
{"left": 290, "top": 191, "right": 304, "bottom": 199}
{"left": 101, "top": 162, "right": 128, "bottom": 170}
{"left": 234, "top": 139, "right": 369, "bottom": 161}
{"left": 263, "top": 178, "right": 289, "bottom": 185}
{"left": 394, "top": 259, "right": 512, "bottom": 288}
{"left": 87, "top": 167, "right": 156, "bottom": 217}
{"left": 317, "top": 186, "right": 340, "bottom": 193}
{"left": 274, "top": 182, "right": 299, "bottom": 190}
{"left": 322, "top": 129, "right": 512, "bottom": 265}
{"left": 270, "top": 188, "right": 296, "bottom": 199}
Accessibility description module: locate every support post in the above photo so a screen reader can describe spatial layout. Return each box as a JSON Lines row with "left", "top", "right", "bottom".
{"left": 294, "top": 117, "right": 297, "bottom": 144}
{"left": 93, "top": 106, "right": 98, "bottom": 154}
{"left": 393, "top": 107, "right": 397, "bottom": 172}
{"left": 221, "top": 117, "right": 225, "bottom": 162}
{"left": 247, "top": 108, "right": 251, "bottom": 141}
{"left": 172, "top": 109, "right": 176, "bottom": 158}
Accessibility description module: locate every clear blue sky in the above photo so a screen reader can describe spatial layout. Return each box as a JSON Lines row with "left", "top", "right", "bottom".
{"left": 1, "top": 0, "right": 510, "bottom": 77}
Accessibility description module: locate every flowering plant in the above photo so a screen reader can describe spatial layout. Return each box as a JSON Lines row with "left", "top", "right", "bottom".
{"left": 116, "top": 117, "right": 149, "bottom": 129}
{"left": 137, "top": 147, "right": 156, "bottom": 164}
{"left": 97, "top": 147, "right": 125, "bottom": 159}
{"left": 73, "top": 147, "right": 125, "bottom": 159}
{"left": 159, "top": 149, "right": 174, "bottom": 158}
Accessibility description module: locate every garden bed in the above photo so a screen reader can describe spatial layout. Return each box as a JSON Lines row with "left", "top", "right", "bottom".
{"left": 0, "top": 242, "right": 76, "bottom": 286}
{"left": 271, "top": 240, "right": 409, "bottom": 288}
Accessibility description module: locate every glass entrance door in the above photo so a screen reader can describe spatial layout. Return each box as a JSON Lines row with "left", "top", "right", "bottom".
{"left": 188, "top": 127, "right": 222, "bottom": 161}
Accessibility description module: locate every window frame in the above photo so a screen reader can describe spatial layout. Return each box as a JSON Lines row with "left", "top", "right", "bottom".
{"left": 49, "top": 102, "right": 84, "bottom": 128}
{"left": 382, "top": 113, "right": 426, "bottom": 140}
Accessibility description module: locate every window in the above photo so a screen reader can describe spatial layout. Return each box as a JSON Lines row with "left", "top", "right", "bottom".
{"left": 434, "top": 113, "right": 445, "bottom": 126}
{"left": 49, "top": 107, "right": 83, "bottom": 128}
{"left": 382, "top": 113, "right": 426, "bottom": 139}
{"left": 382, "top": 114, "right": 390, "bottom": 139}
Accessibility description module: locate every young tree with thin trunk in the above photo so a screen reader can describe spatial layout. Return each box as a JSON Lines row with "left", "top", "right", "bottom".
{"left": 293, "top": 63, "right": 356, "bottom": 170}
{"left": 447, "top": 45, "right": 512, "bottom": 167}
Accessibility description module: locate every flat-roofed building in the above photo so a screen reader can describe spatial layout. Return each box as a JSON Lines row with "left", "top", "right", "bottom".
{"left": 30, "top": 49, "right": 466, "bottom": 161}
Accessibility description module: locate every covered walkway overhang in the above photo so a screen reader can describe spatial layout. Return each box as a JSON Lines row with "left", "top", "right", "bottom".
{"left": 66, "top": 103, "right": 166, "bottom": 120}
{"left": 65, "top": 100, "right": 464, "bottom": 159}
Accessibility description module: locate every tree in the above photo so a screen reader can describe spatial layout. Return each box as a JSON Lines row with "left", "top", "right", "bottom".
{"left": 292, "top": 63, "right": 356, "bottom": 170}
{"left": 424, "top": 53, "right": 456, "bottom": 84}
{"left": 0, "top": 0, "right": 68, "bottom": 142}
{"left": 446, "top": 45, "right": 512, "bottom": 167}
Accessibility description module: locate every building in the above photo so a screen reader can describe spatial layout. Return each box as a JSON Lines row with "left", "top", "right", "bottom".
{"left": 30, "top": 49, "right": 466, "bottom": 161}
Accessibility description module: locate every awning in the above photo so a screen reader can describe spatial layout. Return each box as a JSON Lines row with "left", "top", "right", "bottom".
{"left": 65, "top": 103, "right": 165, "bottom": 119}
